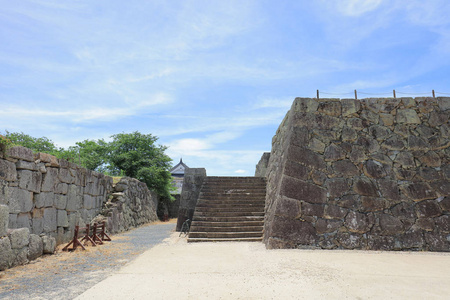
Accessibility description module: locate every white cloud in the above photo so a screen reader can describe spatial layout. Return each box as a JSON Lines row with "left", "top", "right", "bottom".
{"left": 335, "top": 0, "right": 383, "bottom": 16}
{"left": 235, "top": 169, "right": 246, "bottom": 174}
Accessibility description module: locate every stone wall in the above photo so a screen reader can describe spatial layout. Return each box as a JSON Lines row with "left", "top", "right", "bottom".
{"left": 264, "top": 97, "right": 449, "bottom": 251}
{"left": 255, "top": 152, "right": 271, "bottom": 177}
{"left": 0, "top": 146, "right": 159, "bottom": 270}
{"left": 176, "top": 168, "right": 207, "bottom": 231}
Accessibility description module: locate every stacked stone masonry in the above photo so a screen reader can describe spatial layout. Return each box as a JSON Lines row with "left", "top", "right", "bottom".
{"left": 264, "top": 97, "right": 450, "bottom": 251}
{"left": 0, "top": 146, "right": 158, "bottom": 271}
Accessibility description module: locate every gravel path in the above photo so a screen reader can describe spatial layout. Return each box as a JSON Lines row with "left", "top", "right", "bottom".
{"left": 0, "top": 222, "right": 176, "bottom": 300}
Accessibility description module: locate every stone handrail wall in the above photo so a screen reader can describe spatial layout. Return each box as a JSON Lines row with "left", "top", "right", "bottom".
{"left": 0, "top": 146, "right": 158, "bottom": 271}
{"left": 264, "top": 97, "right": 449, "bottom": 251}
{"left": 176, "top": 168, "right": 207, "bottom": 231}
{"left": 255, "top": 152, "right": 270, "bottom": 177}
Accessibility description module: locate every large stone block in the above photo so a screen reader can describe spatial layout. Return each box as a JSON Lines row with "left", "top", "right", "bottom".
{"left": 43, "top": 208, "right": 57, "bottom": 233}
{"left": 401, "top": 182, "right": 437, "bottom": 201}
{"left": 378, "top": 179, "right": 400, "bottom": 200}
{"left": 429, "top": 111, "right": 449, "bottom": 127}
{"left": 318, "top": 101, "right": 341, "bottom": 116}
{"left": 293, "top": 98, "right": 319, "bottom": 112}
{"left": 8, "top": 187, "right": 33, "bottom": 213}
{"left": 379, "top": 214, "right": 404, "bottom": 235}
{"left": 274, "top": 197, "right": 300, "bottom": 218}
{"left": 344, "top": 211, "right": 373, "bottom": 233}
{"left": 419, "top": 151, "right": 441, "bottom": 167}
{"left": 315, "top": 218, "right": 342, "bottom": 234}
{"left": 58, "top": 168, "right": 74, "bottom": 184}
{"left": 8, "top": 227, "right": 30, "bottom": 249}
{"left": 15, "top": 160, "right": 37, "bottom": 171}
{"left": 18, "top": 170, "right": 42, "bottom": 193}
{"left": 336, "top": 232, "right": 363, "bottom": 249}
{"left": 34, "top": 192, "right": 55, "bottom": 208}
{"left": 324, "top": 144, "right": 346, "bottom": 161}
{"left": 281, "top": 176, "right": 327, "bottom": 204}
{"left": 270, "top": 216, "right": 318, "bottom": 245}
{"left": 0, "top": 237, "right": 13, "bottom": 270}
{"left": 6, "top": 146, "right": 34, "bottom": 162}
{"left": 361, "top": 196, "right": 389, "bottom": 212}
{"left": 16, "top": 213, "right": 31, "bottom": 230}
{"left": 353, "top": 177, "right": 378, "bottom": 197}
{"left": 57, "top": 210, "right": 69, "bottom": 227}
{"left": 27, "top": 234, "right": 43, "bottom": 261}
{"left": 394, "top": 152, "right": 415, "bottom": 168}
{"left": 341, "top": 99, "right": 360, "bottom": 116}
{"left": 326, "top": 178, "right": 350, "bottom": 199}
{"left": 0, "top": 159, "right": 17, "bottom": 181}
{"left": 0, "top": 205, "right": 8, "bottom": 237}
{"left": 396, "top": 109, "right": 421, "bottom": 124}
{"left": 408, "top": 135, "right": 429, "bottom": 150}
{"left": 54, "top": 194, "right": 67, "bottom": 210}
{"left": 324, "top": 204, "right": 348, "bottom": 219}
{"left": 300, "top": 202, "right": 324, "bottom": 217}
{"left": 284, "top": 161, "right": 309, "bottom": 181}
{"left": 67, "top": 185, "right": 83, "bottom": 211}
{"left": 369, "top": 125, "right": 391, "bottom": 141}
{"left": 287, "top": 145, "right": 326, "bottom": 171}
{"left": 381, "top": 135, "right": 405, "bottom": 150}
{"left": 363, "top": 160, "right": 388, "bottom": 179}
{"left": 416, "top": 200, "right": 442, "bottom": 218}
{"left": 41, "top": 168, "right": 59, "bottom": 192}
{"left": 41, "top": 235, "right": 56, "bottom": 254}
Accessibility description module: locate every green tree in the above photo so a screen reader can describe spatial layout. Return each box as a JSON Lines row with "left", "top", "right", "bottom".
{"left": 67, "top": 139, "right": 109, "bottom": 171}
{"left": 4, "top": 131, "right": 61, "bottom": 155}
{"left": 108, "top": 131, "right": 174, "bottom": 199}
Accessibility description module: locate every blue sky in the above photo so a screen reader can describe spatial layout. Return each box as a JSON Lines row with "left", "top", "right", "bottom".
{"left": 1, "top": 0, "right": 449, "bottom": 176}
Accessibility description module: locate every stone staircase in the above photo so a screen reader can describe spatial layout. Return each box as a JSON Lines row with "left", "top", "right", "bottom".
{"left": 188, "top": 176, "right": 266, "bottom": 242}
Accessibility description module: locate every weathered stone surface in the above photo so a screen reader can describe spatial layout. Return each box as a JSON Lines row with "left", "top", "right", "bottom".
{"left": 361, "top": 197, "right": 389, "bottom": 212}
{"left": 366, "top": 235, "right": 396, "bottom": 251}
{"left": 419, "top": 151, "right": 441, "bottom": 167}
{"left": 34, "top": 192, "right": 55, "bottom": 208}
{"left": 6, "top": 146, "right": 34, "bottom": 162}
{"left": 0, "top": 237, "right": 14, "bottom": 270}
{"left": 326, "top": 178, "right": 350, "bottom": 199}
{"left": 324, "top": 204, "right": 348, "bottom": 219}
{"left": 66, "top": 185, "right": 82, "bottom": 212}
{"left": 429, "top": 181, "right": 450, "bottom": 197}
{"left": 8, "top": 187, "right": 33, "bottom": 213}
{"left": 0, "top": 205, "right": 8, "bottom": 237}
{"left": 379, "top": 214, "right": 404, "bottom": 235}
{"left": 344, "top": 211, "right": 373, "bottom": 233}
{"left": 284, "top": 161, "right": 309, "bottom": 181}
{"left": 311, "top": 170, "right": 327, "bottom": 186}
{"left": 400, "top": 229, "right": 425, "bottom": 249}
{"left": 0, "top": 159, "right": 17, "bottom": 181}
{"left": 12, "top": 247, "right": 28, "bottom": 267}
{"left": 356, "top": 136, "right": 380, "bottom": 153}
{"left": 16, "top": 213, "right": 31, "bottom": 230}
{"left": 429, "top": 111, "right": 448, "bottom": 127}
{"left": 300, "top": 202, "right": 324, "bottom": 217}
{"left": 54, "top": 194, "right": 67, "bottom": 210}
{"left": 380, "top": 113, "right": 394, "bottom": 126}
{"left": 318, "top": 101, "right": 341, "bottom": 116}
{"left": 43, "top": 208, "right": 57, "bottom": 233}
{"left": 408, "top": 135, "right": 429, "bottom": 150}
{"left": 341, "top": 99, "right": 360, "bottom": 116}
{"left": 55, "top": 182, "right": 68, "bottom": 194}
{"left": 416, "top": 218, "right": 435, "bottom": 231}
{"left": 401, "top": 182, "right": 437, "bottom": 201}
{"left": 435, "top": 215, "right": 449, "bottom": 232}
{"left": 57, "top": 210, "right": 69, "bottom": 227}
{"left": 18, "top": 170, "right": 42, "bottom": 193}
{"left": 342, "top": 126, "right": 358, "bottom": 142}
{"left": 41, "top": 235, "right": 56, "bottom": 254}
{"left": 324, "top": 144, "right": 346, "bottom": 161}
{"left": 41, "top": 168, "right": 59, "bottom": 192}
{"left": 438, "top": 97, "right": 450, "bottom": 110}
{"left": 32, "top": 216, "right": 44, "bottom": 235}
{"left": 15, "top": 160, "right": 37, "bottom": 171}
{"left": 281, "top": 176, "right": 326, "bottom": 204}
{"left": 439, "top": 197, "right": 450, "bottom": 211}
{"left": 293, "top": 98, "right": 319, "bottom": 112}
{"left": 58, "top": 168, "right": 74, "bottom": 184}
{"left": 309, "top": 138, "right": 325, "bottom": 153}
{"left": 369, "top": 125, "right": 391, "bottom": 141}
{"left": 350, "top": 145, "right": 367, "bottom": 163}
{"left": 418, "top": 168, "right": 441, "bottom": 181}
{"left": 424, "top": 232, "right": 448, "bottom": 251}
{"left": 416, "top": 200, "right": 442, "bottom": 218}
{"left": 363, "top": 160, "right": 388, "bottom": 179}
{"left": 353, "top": 177, "right": 378, "bottom": 197}
{"left": 270, "top": 216, "right": 318, "bottom": 245}
{"left": 378, "top": 179, "right": 400, "bottom": 200}
{"left": 274, "top": 197, "right": 300, "bottom": 218}
{"left": 337, "top": 232, "right": 363, "bottom": 249}
{"left": 315, "top": 218, "right": 342, "bottom": 234}
{"left": 394, "top": 151, "right": 415, "bottom": 168}
{"left": 9, "top": 228, "right": 30, "bottom": 249}
{"left": 382, "top": 135, "right": 405, "bottom": 150}
{"left": 396, "top": 109, "right": 420, "bottom": 124}
{"left": 83, "top": 195, "right": 96, "bottom": 210}
{"left": 333, "top": 160, "right": 359, "bottom": 176}
{"left": 287, "top": 145, "right": 326, "bottom": 170}
{"left": 27, "top": 234, "right": 43, "bottom": 261}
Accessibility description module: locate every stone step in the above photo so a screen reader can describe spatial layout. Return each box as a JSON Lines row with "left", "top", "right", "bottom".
{"left": 199, "top": 195, "right": 266, "bottom": 200}
{"left": 187, "top": 237, "right": 263, "bottom": 243}
{"left": 188, "top": 231, "right": 263, "bottom": 239}
{"left": 190, "top": 226, "right": 263, "bottom": 232}
{"left": 195, "top": 208, "right": 264, "bottom": 214}
{"left": 192, "top": 216, "right": 264, "bottom": 222}
{"left": 196, "top": 202, "right": 265, "bottom": 208}
{"left": 191, "top": 221, "right": 264, "bottom": 227}
{"left": 193, "top": 211, "right": 264, "bottom": 217}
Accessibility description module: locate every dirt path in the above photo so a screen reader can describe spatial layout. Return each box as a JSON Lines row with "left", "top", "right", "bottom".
{"left": 0, "top": 221, "right": 176, "bottom": 300}
{"left": 77, "top": 233, "right": 450, "bottom": 300}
